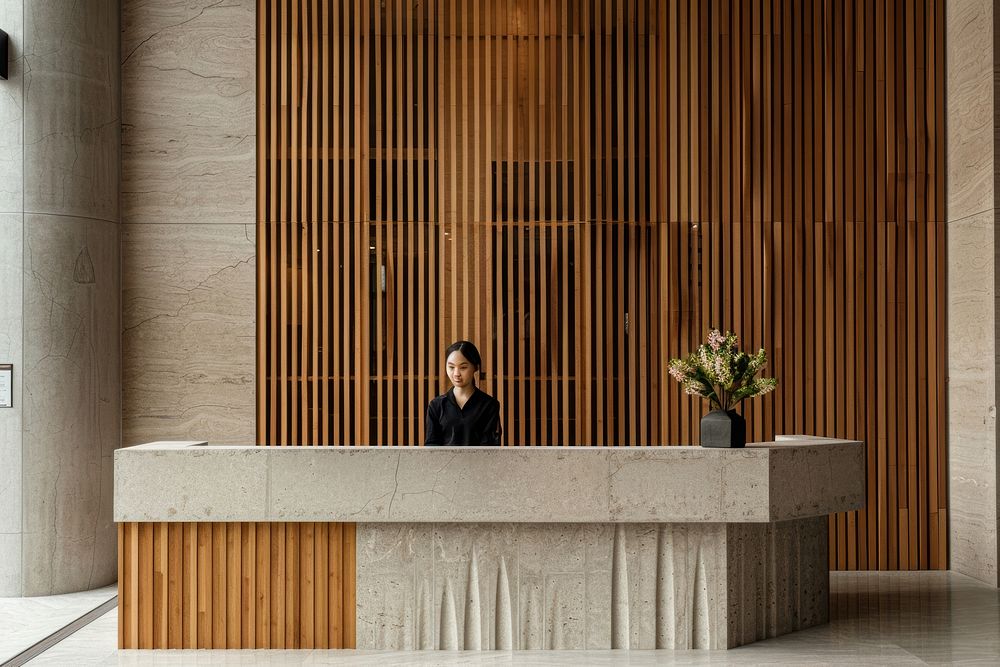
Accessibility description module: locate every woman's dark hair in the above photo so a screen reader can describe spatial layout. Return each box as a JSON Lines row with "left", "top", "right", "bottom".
{"left": 445, "top": 340, "right": 482, "bottom": 370}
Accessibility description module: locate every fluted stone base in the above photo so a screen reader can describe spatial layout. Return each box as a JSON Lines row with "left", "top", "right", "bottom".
{"left": 356, "top": 517, "right": 828, "bottom": 650}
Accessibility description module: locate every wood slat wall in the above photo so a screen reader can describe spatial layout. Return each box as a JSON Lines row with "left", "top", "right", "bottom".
{"left": 257, "top": 0, "right": 946, "bottom": 570}
{"left": 118, "top": 522, "right": 356, "bottom": 649}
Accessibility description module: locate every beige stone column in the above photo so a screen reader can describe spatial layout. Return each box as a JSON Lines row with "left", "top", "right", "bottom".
{"left": 947, "top": 0, "right": 999, "bottom": 586}
{"left": 0, "top": 0, "right": 121, "bottom": 596}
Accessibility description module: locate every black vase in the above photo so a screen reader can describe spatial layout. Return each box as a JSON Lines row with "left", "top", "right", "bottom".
{"left": 700, "top": 409, "right": 746, "bottom": 448}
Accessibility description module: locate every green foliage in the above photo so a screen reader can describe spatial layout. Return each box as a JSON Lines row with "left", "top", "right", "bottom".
{"left": 668, "top": 329, "right": 777, "bottom": 411}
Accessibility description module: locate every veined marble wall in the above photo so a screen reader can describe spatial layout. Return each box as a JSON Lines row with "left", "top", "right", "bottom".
{"left": 0, "top": 0, "right": 121, "bottom": 596}
{"left": 121, "top": 0, "right": 255, "bottom": 446}
{"left": 947, "top": 0, "right": 999, "bottom": 586}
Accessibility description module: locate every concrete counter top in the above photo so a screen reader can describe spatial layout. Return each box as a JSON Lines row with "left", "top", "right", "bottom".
{"left": 114, "top": 436, "right": 864, "bottom": 523}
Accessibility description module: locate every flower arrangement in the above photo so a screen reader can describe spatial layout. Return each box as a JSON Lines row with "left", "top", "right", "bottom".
{"left": 668, "top": 329, "right": 777, "bottom": 412}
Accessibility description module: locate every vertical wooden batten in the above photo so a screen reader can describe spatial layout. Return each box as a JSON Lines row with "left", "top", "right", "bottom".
{"left": 256, "top": 0, "right": 947, "bottom": 577}
{"left": 118, "top": 522, "right": 356, "bottom": 649}
{"left": 117, "top": 2, "right": 949, "bottom": 649}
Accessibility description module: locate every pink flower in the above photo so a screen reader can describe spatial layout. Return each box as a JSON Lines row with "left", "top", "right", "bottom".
{"left": 714, "top": 355, "right": 730, "bottom": 384}
{"left": 708, "top": 329, "right": 725, "bottom": 351}
{"left": 683, "top": 380, "right": 703, "bottom": 396}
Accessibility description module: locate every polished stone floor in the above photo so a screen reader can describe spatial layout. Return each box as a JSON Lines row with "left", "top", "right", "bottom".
{"left": 23, "top": 572, "right": 1000, "bottom": 665}
{"left": 0, "top": 584, "right": 117, "bottom": 664}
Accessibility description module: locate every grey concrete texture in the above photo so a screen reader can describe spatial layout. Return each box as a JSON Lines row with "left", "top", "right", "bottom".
{"left": 355, "top": 518, "right": 829, "bottom": 651}
{"left": 0, "top": 0, "right": 121, "bottom": 596}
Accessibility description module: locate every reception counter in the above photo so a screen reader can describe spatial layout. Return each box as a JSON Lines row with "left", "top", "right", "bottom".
{"left": 114, "top": 437, "right": 864, "bottom": 650}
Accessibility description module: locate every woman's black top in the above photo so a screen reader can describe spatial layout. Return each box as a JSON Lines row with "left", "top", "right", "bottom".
{"left": 425, "top": 388, "right": 502, "bottom": 445}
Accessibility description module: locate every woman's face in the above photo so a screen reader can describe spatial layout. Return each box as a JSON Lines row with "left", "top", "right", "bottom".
{"left": 446, "top": 350, "right": 477, "bottom": 390}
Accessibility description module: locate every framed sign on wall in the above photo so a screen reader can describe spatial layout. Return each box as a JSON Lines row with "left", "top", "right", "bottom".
{"left": 0, "top": 364, "right": 11, "bottom": 408}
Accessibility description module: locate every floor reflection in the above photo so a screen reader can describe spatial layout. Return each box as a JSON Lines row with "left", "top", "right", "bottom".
{"left": 827, "top": 571, "right": 998, "bottom": 664}
{"left": 25, "top": 571, "right": 1000, "bottom": 665}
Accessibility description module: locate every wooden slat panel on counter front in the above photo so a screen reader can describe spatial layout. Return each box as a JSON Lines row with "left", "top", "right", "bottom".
{"left": 118, "top": 522, "right": 356, "bottom": 649}
{"left": 257, "top": 0, "right": 947, "bottom": 572}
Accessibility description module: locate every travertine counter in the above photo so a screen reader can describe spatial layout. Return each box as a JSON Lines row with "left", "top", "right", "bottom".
{"left": 114, "top": 437, "right": 863, "bottom": 523}
{"left": 114, "top": 437, "right": 864, "bottom": 651}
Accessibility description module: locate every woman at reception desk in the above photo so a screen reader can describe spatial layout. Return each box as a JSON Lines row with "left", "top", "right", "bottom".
{"left": 114, "top": 325, "right": 860, "bottom": 652}
{"left": 114, "top": 436, "right": 864, "bottom": 651}
{"left": 425, "top": 340, "right": 503, "bottom": 446}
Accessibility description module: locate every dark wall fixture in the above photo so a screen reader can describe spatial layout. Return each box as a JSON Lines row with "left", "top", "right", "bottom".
{"left": 0, "top": 29, "right": 7, "bottom": 80}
